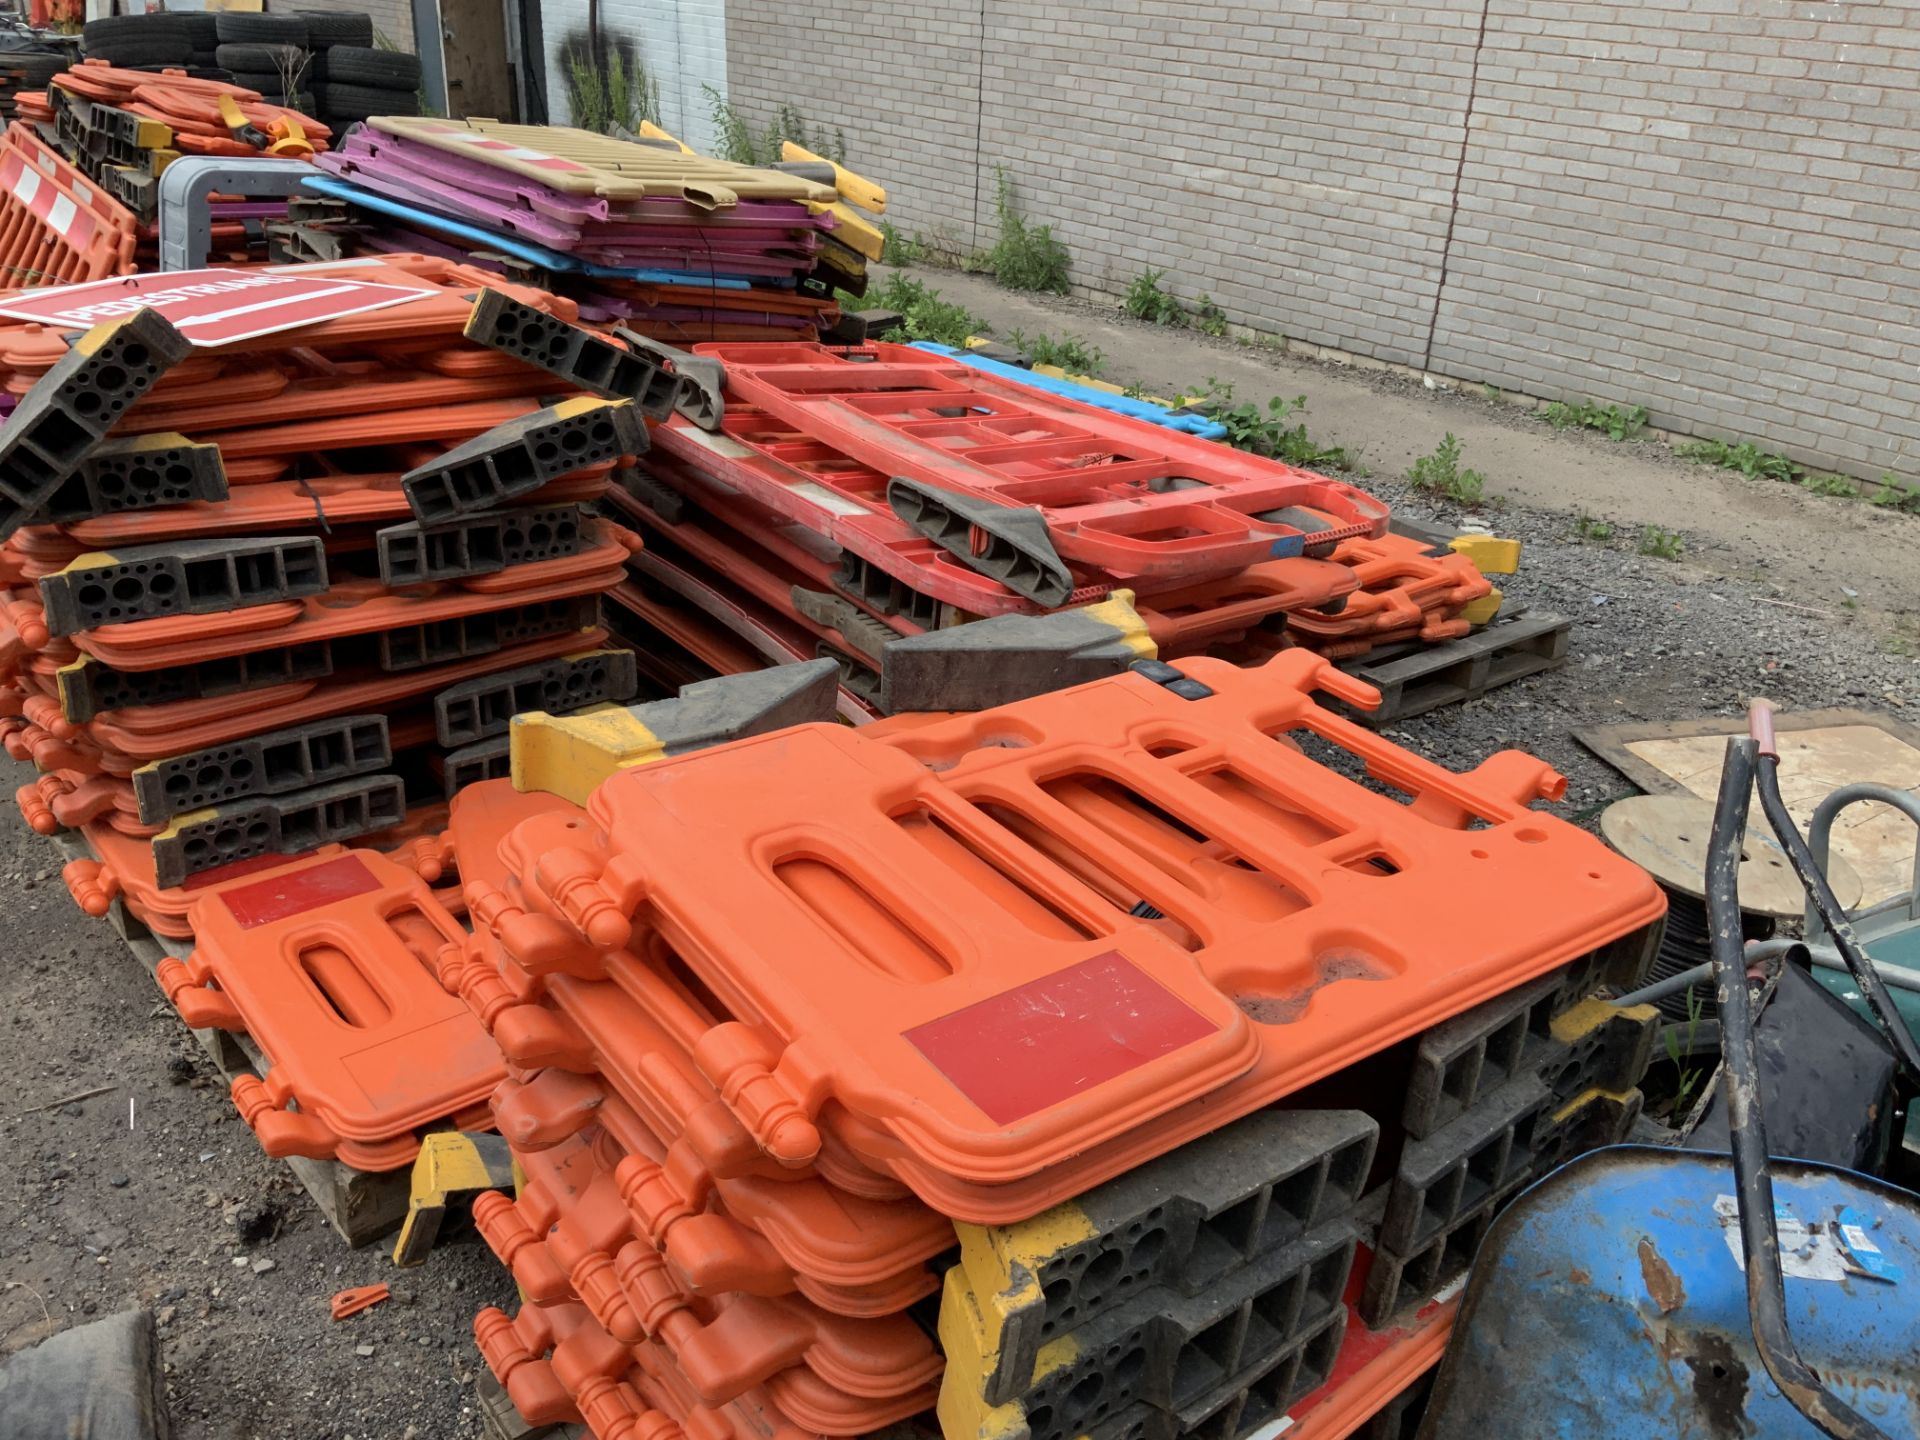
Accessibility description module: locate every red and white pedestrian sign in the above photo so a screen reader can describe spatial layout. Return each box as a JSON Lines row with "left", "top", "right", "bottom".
{"left": 0, "top": 266, "right": 431, "bottom": 347}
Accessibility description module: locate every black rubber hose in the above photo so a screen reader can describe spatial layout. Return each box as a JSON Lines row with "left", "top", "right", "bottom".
{"left": 1751, "top": 746, "right": 1920, "bottom": 1082}
{"left": 1707, "top": 734, "right": 1887, "bottom": 1440}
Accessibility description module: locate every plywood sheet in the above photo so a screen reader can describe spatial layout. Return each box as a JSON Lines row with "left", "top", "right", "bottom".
{"left": 1579, "top": 709, "right": 1920, "bottom": 908}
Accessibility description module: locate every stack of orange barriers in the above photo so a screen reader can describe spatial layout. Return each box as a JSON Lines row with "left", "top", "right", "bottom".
{"left": 437, "top": 648, "right": 1666, "bottom": 1438}
{"left": 0, "top": 255, "right": 713, "bottom": 1170}
{"left": 605, "top": 341, "right": 1491, "bottom": 716}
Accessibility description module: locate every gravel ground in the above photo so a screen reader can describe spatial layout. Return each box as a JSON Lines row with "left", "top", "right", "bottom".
{"left": 0, "top": 829, "right": 515, "bottom": 1439}
{"left": 1, "top": 282, "right": 1915, "bottom": 1436}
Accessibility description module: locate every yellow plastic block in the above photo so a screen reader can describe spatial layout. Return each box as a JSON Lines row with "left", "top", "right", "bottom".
{"left": 1449, "top": 533, "right": 1522, "bottom": 575}
{"left": 391, "top": 1132, "right": 515, "bottom": 1267}
{"left": 1458, "top": 584, "right": 1503, "bottom": 627}
{"left": 638, "top": 120, "right": 696, "bottom": 154}
{"left": 782, "top": 140, "right": 887, "bottom": 214}
{"left": 509, "top": 702, "right": 652, "bottom": 806}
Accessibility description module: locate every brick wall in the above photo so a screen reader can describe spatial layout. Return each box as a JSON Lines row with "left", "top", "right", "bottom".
{"left": 541, "top": 0, "right": 729, "bottom": 148}
{"left": 722, "top": 0, "right": 1920, "bottom": 482}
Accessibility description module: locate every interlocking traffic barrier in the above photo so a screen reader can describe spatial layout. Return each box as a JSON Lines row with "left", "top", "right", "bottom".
{"left": 65, "top": 628, "right": 607, "bottom": 760}
{"left": 31, "top": 432, "right": 229, "bottom": 525}
{"left": 909, "top": 342, "right": 1231, "bottom": 443}
{"left": 377, "top": 504, "right": 592, "bottom": 586}
{"left": 943, "top": 1108, "right": 1376, "bottom": 1412}
{"left": 371, "top": 116, "right": 837, "bottom": 205}
{"left": 150, "top": 771, "right": 407, "bottom": 886}
{"left": 58, "top": 466, "right": 614, "bottom": 549}
{"left": 0, "top": 308, "right": 192, "bottom": 541}
{"left": 402, "top": 398, "right": 649, "bottom": 524}
{"left": 154, "top": 847, "right": 503, "bottom": 1171}
{"left": 392, "top": 1130, "right": 518, "bottom": 1267}
{"left": 475, "top": 1288, "right": 938, "bottom": 1436}
{"left": 129, "top": 714, "right": 391, "bottom": 824}
{"left": 588, "top": 1086, "right": 949, "bottom": 1318}
{"left": 944, "top": 1220, "right": 1355, "bottom": 1440}
{"left": 477, "top": 1298, "right": 842, "bottom": 1440}
{"left": 435, "top": 649, "right": 639, "bottom": 748}
{"left": 698, "top": 340, "right": 1390, "bottom": 593}
{"left": 482, "top": 647, "right": 1665, "bottom": 1222}
{"left": 0, "top": 121, "right": 140, "bottom": 284}
{"left": 648, "top": 407, "right": 1368, "bottom": 649}
{"left": 466, "top": 293, "right": 684, "bottom": 418}
{"left": 1278, "top": 535, "right": 1493, "bottom": 653}
{"left": 614, "top": 451, "right": 1374, "bottom": 717}
{"left": 51, "top": 592, "right": 601, "bottom": 720}
{"left": 474, "top": 1129, "right": 943, "bottom": 1411}
{"left": 42, "top": 534, "right": 628, "bottom": 673}
{"left": 509, "top": 659, "right": 840, "bottom": 806}
{"left": 37, "top": 534, "right": 328, "bottom": 636}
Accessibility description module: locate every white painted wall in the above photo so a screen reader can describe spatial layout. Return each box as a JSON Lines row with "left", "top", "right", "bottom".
{"left": 541, "top": 0, "right": 728, "bottom": 150}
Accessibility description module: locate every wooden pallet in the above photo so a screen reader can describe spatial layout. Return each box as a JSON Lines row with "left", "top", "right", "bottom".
{"left": 475, "top": 1373, "right": 588, "bottom": 1440}
{"left": 48, "top": 830, "right": 413, "bottom": 1248}
{"left": 1331, "top": 611, "right": 1572, "bottom": 725}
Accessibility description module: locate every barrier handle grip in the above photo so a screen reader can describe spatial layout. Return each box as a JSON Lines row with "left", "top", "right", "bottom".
{"left": 16, "top": 781, "right": 56, "bottom": 835}
{"left": 230, "top": 1075, "right": 338, "bottom": 1159}
{"left": 62, "top": 856, "right": 116, "bottom": 916}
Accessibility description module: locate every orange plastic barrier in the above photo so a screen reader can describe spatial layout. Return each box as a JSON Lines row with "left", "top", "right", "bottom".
{"left": 62, "top": 469, "right": 614, "bottom": 546}
{"left": 473, "top": 1291, "right": 936, "bottom": 1437}
{"left": 698, "top": 341, "right": 1390, "bottom": 588}
{"left": 474, "top": 648, "right": 1663, "bottom": 1221}
{"left": 45, "top": 628, "right": 606, "bottom": 759}
{"left": 0, "top": 122, "right": 138, "bottom": 284}
{"left": 475, "top": 1129, "right": 940, "bottom": 1408}
{"left": 37, "top": 527, "right": 632, "bottom": 671}
{"left": 155, "top": 848, "right": 502, "bottom": 1170}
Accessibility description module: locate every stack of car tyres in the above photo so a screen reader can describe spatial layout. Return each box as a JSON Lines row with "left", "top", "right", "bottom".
{"left": 269, "top": 9, "right": 422, "bottom": 126}
{"left": 82, "top": 13, "right": 189, "bottom": 69}
{"left": 213, "top": 12, "right": 315, "bottom": 113}
{"left": 0, "top": 50, "right": 67, "bottom": 120}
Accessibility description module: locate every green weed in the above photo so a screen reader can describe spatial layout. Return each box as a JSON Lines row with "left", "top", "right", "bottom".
{"left": 1006, "top": 329, "right": 1105, "bottom": 376}
{"left": 1197, "top": 382, "right": 1348, "bottom": 470}
{"left": 1871, "top": 475, "right": 1920, "bottom": 513}
{"left": 1676, "top": 437, "right": 1798, "bottom": 482}
{"left": 1543, "top": 398, "right": 1649, "bottom": 441}
{"left": 1798, "top": 472, "right": 1859, "bottom": 498}
{"left": 1407, "top": 433, "right": 1486, "bottom": 504}
{"left": 1573, "top": 512, "right": 1613, "bottom": 542}
{"left": 564, "top": 45, "right": 659, "bottom": 136}
{"left": 1661, "top": 988, "right": 1710, "bottom": 1116}
{"left": 1124, "top": 268, "right": 1186, "bottom": 327}
{"left": 703, "top": 86, "right": 844, "bottom": 166}
{"left": 877, "top": 220, "right": 926, "bottom": 267}
{"left": 986, "top": 169, "right": 1070, "bottom": 294}
{"left": 845, "top": 273, "right": 984, "bottom": 348}
{"left": 1194, "top": 295, "right": 1228, "bottom": 338}
{"left": 1638, "top": 525, "right": 1685, "bottom": 560}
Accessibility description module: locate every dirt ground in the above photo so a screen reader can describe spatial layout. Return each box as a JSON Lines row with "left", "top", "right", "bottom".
{"left": 2, "top": 272, "right": 1917, "bottom": 1437}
